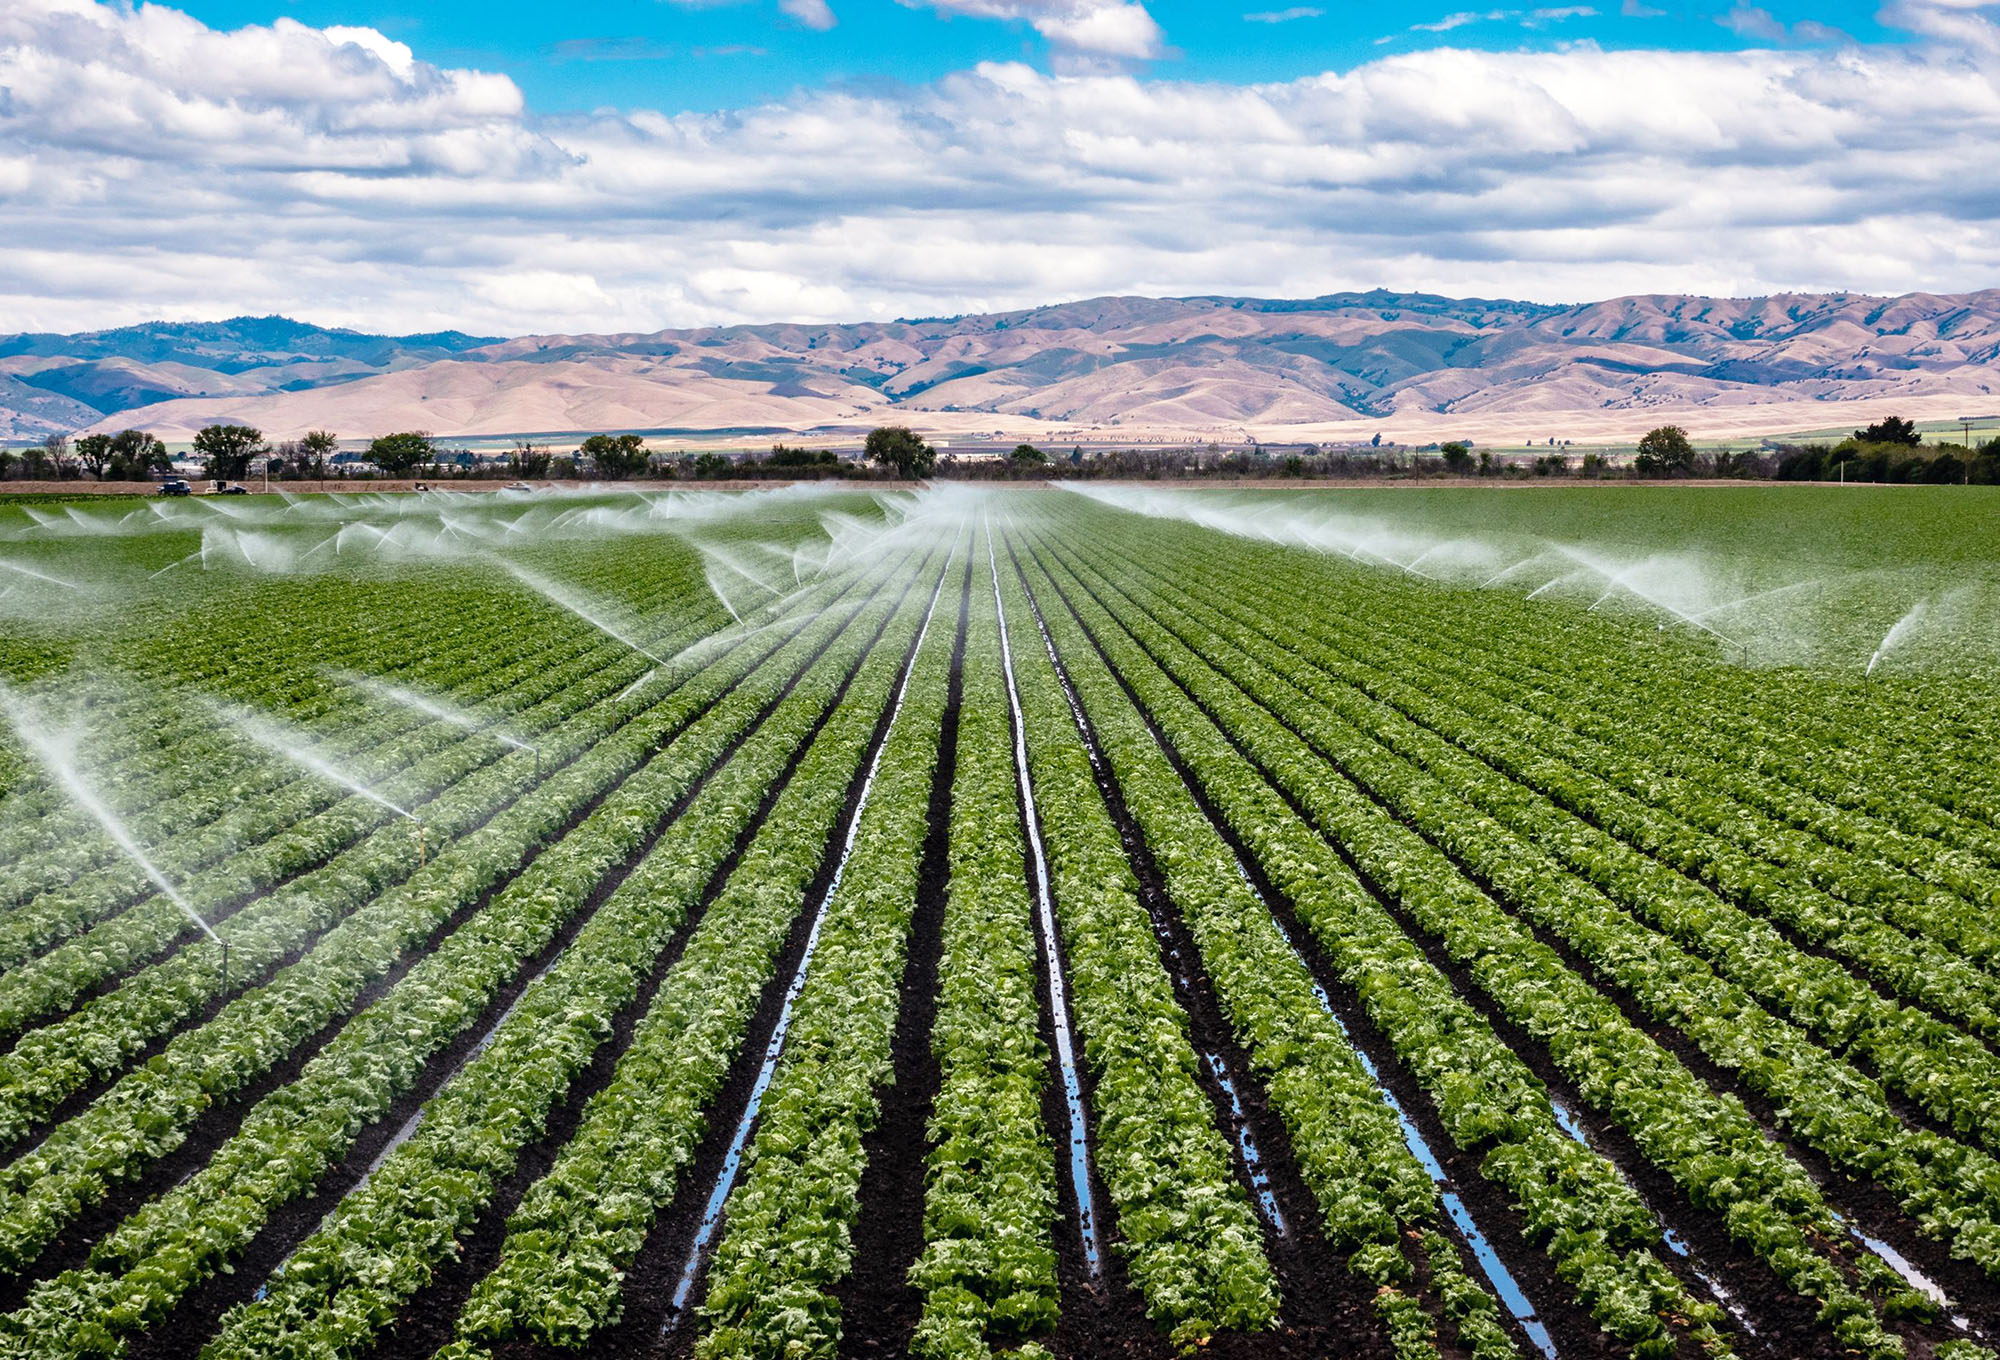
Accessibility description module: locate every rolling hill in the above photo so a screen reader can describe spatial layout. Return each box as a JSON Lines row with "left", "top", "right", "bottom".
{"left": 9, "top": 291, "right": 2000, "bottom": 445}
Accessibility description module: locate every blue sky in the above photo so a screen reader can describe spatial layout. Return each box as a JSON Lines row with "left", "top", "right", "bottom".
{"left": 0, "top": 0, "right": 1994, "bottom": 336}
{"left": 171, "top": 0, "right": 1894, "bottom": 113}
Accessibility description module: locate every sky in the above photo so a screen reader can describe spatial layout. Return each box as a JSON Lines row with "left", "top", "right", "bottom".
{"left": 1, "top": 0, "right": 1997, "bottom": 336}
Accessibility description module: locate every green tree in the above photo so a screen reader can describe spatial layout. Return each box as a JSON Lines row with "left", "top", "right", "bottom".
{"left": 74, "top": 434, "right": 114, "bottom": 479}
{"left": 194, "top": 424, "right": 265, "bottom": 480}
{"left": 299, "top": 430, "right": 339, "bottom": 478}
{"left": 692, "top": 451, "right": 732, "bottom": 478}
{"left": 1439, "top": 441, "right": 1474, "bottom": 474}
{"left": 34, "top": 434, "right": 76, "bottom": 479}
{"left": 106, "top": 430, "right": 170, "bottom": 479}
{"left": 1920, "top": 452, "right": 1966, "bottom": 484}
{"left": 1634, "top": 425, "right": 1696, "bottom": 477}
{"left": 1855, "top": 415, "right": 1920, "bottom": 446}
{"left": 767, "top": 443, "right": 836, "bottom": 468}
{"left": 506, "top": 440, "right": 552, "bottom": 478}
{"left": 580, "top": 433, "right": 650, "bottom": 479}
{"left": 368, "top": 431, "right": 435, "bottom": 475}
{"left": 1009, "top": 443, "right": 1047, "bottom": 467}
{"left": 865, "top": 425, "right": 936, "bottom": 479}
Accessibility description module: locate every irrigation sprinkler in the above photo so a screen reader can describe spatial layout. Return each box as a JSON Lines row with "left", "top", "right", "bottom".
{"left": 417, "top": 817, "right": 428, "bottom": 868}
{"left": 0, "top": 681, "right": 228, "bottom": 971}
{"left": 615, "top": 667, "right": 659, "bottom": 705}
{"left": 1864, "top": 599, "right": 1929, "bottom": 685}
{"left": 499, "top": 560, "right": 664, "bottom": 665}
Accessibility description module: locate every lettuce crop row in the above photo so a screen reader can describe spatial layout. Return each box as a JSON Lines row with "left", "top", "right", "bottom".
{"left": 0, "top": 524, "right": 730, "bottom": 897}
{"left": 1232, "top": 600, "right": 2000, "bottom": 1115}
{"left": 1023, "top": 527, "right": 1917, "bottom": 1358}
{"left": 0, "top": 562, "right": 671, "bottom": 906}
{"left": 695, "top": 543, "right": 964, "bottom": 1359}
{"left": 1351, "top": 564, "right": 2000, "bottom": 872}
{"left": 0, "top": 591, "right": 684, "bottom": 961}
{"left": 904, "top": 534, "right": 1059, "bottom": 1360}
{"left": 0, "top": 599, "right": 494, "bottom": 885}
{"left": 197, "top": 540, "right": 951, "bottom": 1360}
{"left": 1052, "top": 534, "right": 2000, "bottom": 1299}
{"left": 0, "top": 548, "right": 907, "bottom": 1293}
{"left": 1306, "top": 602, "right": 2000, "bottom": 970}
{"left": 1065, "top": 533, "right": 2000, "bottom": 1145}
{"left": 991, "top": 536, "right": 1279, "bottom": 1350}
{"left": 0, "top": 623, "right": 722, "bottom": 1146}
{"left": 1007, "top": 537, "right": 1521, "bottom": 1360}
{"left": 436, "top": 538, "right": 959, "bottom": 1356}
{"left": 1095, "top": 506, "right": 2000, "bottom": 891}
{"left": 0, "top": 544, "right": 928, "bottom": 1359}
{"left": 1073, "top": 550, "right": 2000, "bottom": 1355}
{"left": 0, "top": 644, "right": 593, "bottom": 968}
{"left": 1295, "top": 573, "right": 2000, "bottom": 939}
{"left": 1120, "top": 522, "right": 2000, "bottom": 948}
{"left": 0, "top": 546, "right": 720, "bottom": 937}
{"left": 0, "top": 620, "right": 686, "bottom": 1049}
{"left": 1016, "top": 540, "right": 1737, "bottom": 1358}
{"left": 1312, "top": 532, "right": 2000, "bottom": 812}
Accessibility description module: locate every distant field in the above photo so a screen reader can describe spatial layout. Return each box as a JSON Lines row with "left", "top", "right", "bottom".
{"left": 1086, "top": 482, "right": 2000, "bottom": 676}
{"left": 0, "top": 483, "right": 1994, "bottom": 1360}
{"left": 1244, "top": 482, "right": 2000, "bottom": 571}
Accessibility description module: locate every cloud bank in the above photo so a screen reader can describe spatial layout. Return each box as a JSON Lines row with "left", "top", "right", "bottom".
{"left": 4, "top": 0, "right": 2000, "bottom": 335}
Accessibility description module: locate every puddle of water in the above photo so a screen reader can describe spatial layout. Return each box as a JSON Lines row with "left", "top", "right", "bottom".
{"left": 1020, "top": 548, "right": 1289, "bottom": 1246}
{"left": 988, "top": 525, "right": 1104, "bottom": 1279}
{"left": 661, "top": 561, "right": 954, "bottom": 1334}
{"left": 1008, "top": 531, "right": 1557, "bottom": 1360}
{"left": 1201, "top": 1049, "right": 1288, "bottom": 1237}
{"left": 1548, "top": 1100, "right": 1591, "bottom": 1147}
{"left": 1231, "top": 861, "right": 1558, "bottom": 1360}
{"left": 1546, "top": 1097, "right": 1754, "bottom": 1335}
{"left": 1829, "top": 1210, "right": 1980, "bottom": 1336}
{"left": 1439, "top": 1190, "right": 1558, "bottom": 1359}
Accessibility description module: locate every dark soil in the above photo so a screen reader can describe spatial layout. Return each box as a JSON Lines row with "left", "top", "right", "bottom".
{"left": 1014, "top": 552, "right": 1401, "bottom": 1359}
{"left": 592, "top": 566, "right": 950, "bottom": 1360}
{"left": 108, "top": 570, "right": 893, "bottom": 1360}
{"left": 1043, "top": 531, "right": 2000, "bottom": 1357}
{"left": 1015, "top": 538, "right": 1629, "bottom": 1360}
{"left": 835, "top": 552, "right": 971, "bottom": 1357}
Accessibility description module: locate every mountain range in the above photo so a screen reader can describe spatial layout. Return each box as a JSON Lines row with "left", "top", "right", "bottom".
{"left": 9, "top": 291, "right": 2000, "bottom": 447}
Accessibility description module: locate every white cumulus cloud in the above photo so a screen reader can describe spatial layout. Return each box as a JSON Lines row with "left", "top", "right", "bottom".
{"left": 779, "top": 0, "right": 839, "bottom": 30}
{"left": 4, "top": 0, "right": 2000, "bottom": 335}
{"left": 901, "top": 0, "right": 1166, "bottom": 58}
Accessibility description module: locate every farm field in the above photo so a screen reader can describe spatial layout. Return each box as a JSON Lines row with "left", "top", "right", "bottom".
{"left": 0, "top": 482, "right": 1996, "bottom": 1360}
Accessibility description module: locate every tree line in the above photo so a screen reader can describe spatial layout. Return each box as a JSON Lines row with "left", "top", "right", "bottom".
{"left": 9, "top": 417, "right": 1997, "bottom": 486}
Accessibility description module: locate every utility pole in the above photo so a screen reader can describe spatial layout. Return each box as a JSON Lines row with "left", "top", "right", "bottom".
{"left": 1954, "top": 414, "right": 1996, "bottom": 484}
